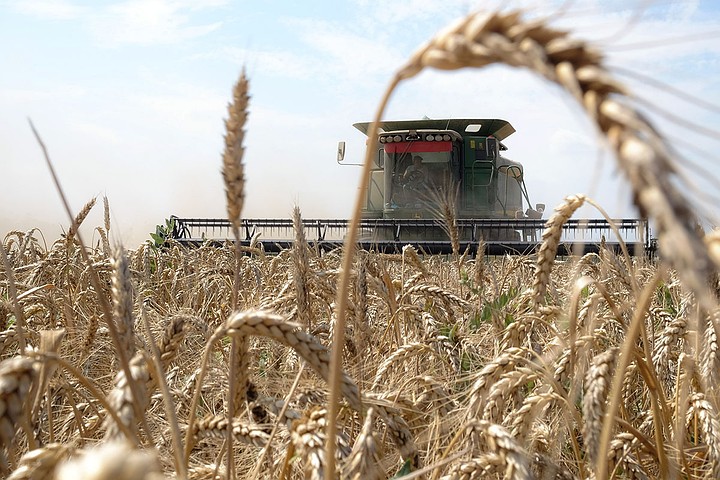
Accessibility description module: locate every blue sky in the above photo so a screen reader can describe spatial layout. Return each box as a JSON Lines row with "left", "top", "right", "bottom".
{"left": 1, "top": 0, "right": 719, "bottom": 247}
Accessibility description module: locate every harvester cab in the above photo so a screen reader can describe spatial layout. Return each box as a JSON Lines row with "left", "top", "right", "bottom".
{"left": 344, "top": 119, "right": 545, "bottom": 224}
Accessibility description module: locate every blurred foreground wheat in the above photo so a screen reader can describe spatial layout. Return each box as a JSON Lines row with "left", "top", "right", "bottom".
{"left": 2, "top": 7, "right": 720, "bottom": 480}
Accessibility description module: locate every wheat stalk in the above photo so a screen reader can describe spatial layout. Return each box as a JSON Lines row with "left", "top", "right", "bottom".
{"left": 220, "top": 68, "right": 250, "bottom": 480}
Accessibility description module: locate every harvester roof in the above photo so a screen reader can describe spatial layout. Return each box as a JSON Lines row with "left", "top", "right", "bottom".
{"left": 353, "top": 118, "right": 516, "bottom": 141}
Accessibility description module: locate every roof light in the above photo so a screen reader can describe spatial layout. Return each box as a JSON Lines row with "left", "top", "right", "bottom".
{"left": 393, "top": 135, "right": 402, "bottom": 142}
{"left": 425, "top": 134, "right": 434, "bottom": 141}
{"left": 443, "top": 134, "right": 451, "bottom": 141}
{"left": 379, "top": 136, "right": 386, "bottom": 143}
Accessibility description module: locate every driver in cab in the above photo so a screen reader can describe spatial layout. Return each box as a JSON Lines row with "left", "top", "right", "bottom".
{"left": 403, "top": 155, "right": 426, "bottom": 187}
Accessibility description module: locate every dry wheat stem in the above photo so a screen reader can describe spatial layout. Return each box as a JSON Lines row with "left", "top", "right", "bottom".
{"left": 0, "top": 244, "right": 26, "bottom": 353}
{"left": 249, "top": 361, "right": 306, "bottom": 479}
{"left": 596, "top": 268, "right": 664, "bottom": 479}
{"left": 140, "top": 306, "right": 187, "bottom": 480}
{"left": 28, "top": 120, "right": 148, "bottom": 444}
{"left": 27, "top": 351, "right": 139, "bottom": 443}
{"left": 327, "top": 73, "right": 403, "bottom": 477}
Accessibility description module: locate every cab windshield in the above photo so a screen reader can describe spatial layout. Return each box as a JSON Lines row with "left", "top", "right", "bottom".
{"left": 383, "top": 142, "right": 452, "bottom": 209}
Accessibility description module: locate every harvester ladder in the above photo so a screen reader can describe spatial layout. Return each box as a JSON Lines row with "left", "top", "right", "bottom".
{"left": 469, "top": 160, "right": 494, "bottom": 209}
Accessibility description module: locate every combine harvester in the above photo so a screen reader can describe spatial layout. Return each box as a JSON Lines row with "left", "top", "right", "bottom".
{"left": 170, "top": 118, "right": 652, "bottom": 255}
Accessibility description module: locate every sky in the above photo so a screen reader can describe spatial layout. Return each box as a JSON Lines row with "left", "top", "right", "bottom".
{"left": 1, "top": 0, "right": 719, "bottom": 248}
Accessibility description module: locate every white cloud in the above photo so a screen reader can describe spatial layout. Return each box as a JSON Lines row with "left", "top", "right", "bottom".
{"left": 296, "top": 22, "right": 406, "bottom": 81}
{"left": 0, "top": 85, "right": 86, "bottom": 105}
{"left": 5, "top": 0, "right": 228, "bottom": 46}
{"left": 5, "top": 0, "right": 85, "bottom": 19}
{"left": 89, "top": 0, "right": 223, "bottom": 46}
{"left": 216, "top": 46, "right": 318, "bottom": 80}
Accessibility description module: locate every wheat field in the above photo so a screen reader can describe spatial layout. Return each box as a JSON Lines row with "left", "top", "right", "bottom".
{"left": 2, "top": 7, "right": 720, "bottom": 480}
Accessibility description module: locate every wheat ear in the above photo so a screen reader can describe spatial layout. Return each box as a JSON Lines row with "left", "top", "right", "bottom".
{"left": 0, "top": 357, "right": 38, "bottom": 474}
{"left": 392, "top": 9, "right": 716, "bottom": 311}
{"left": 56, "top": 441, "right": 163, "bottom": 480}
{"left": 464, "top": 420, "right": 532, "bottom": 479}
{"left": 183, "top": 309, "right": 363, "bottom": 470}
{"left": 0, "top": 245, "right": 27, "bottom": 353}
{"left": 533, "top": 194, "right": 586, "bottom": 308}
{"left": 582, "top": 347, "right": 618, "bottom": 466}
{"left": 342, "top": 407, "right": 382, "bottom": 480}
{"left": 111, "top": 246, "right": 136, "bottom": 359}
{"left": 292, "top": 205, "right": 311, "bottom": 330}
{"left": 7, "top": 443, "right": 70, "bottom": 480}
{"left": 224, "top": 310, "right": 362, "bottom": 411}
{"left": 221, "top": 68, "right": 249, "bottom": 241}
{"left": 65, "top": 197, "right": 96, "bottom": 247}
{"left": 193, "top": 414, "right": 269, "bottom": 448}
{"left": 102, "top": 353, "right": 150, "bottom": 442}
{"left": 686, "top": 392, "right": 720, "bottom": 479}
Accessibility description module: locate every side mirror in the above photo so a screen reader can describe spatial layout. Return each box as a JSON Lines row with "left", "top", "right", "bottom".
{"left": 336, "top": 141, "right": 346, "bottom": 163}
